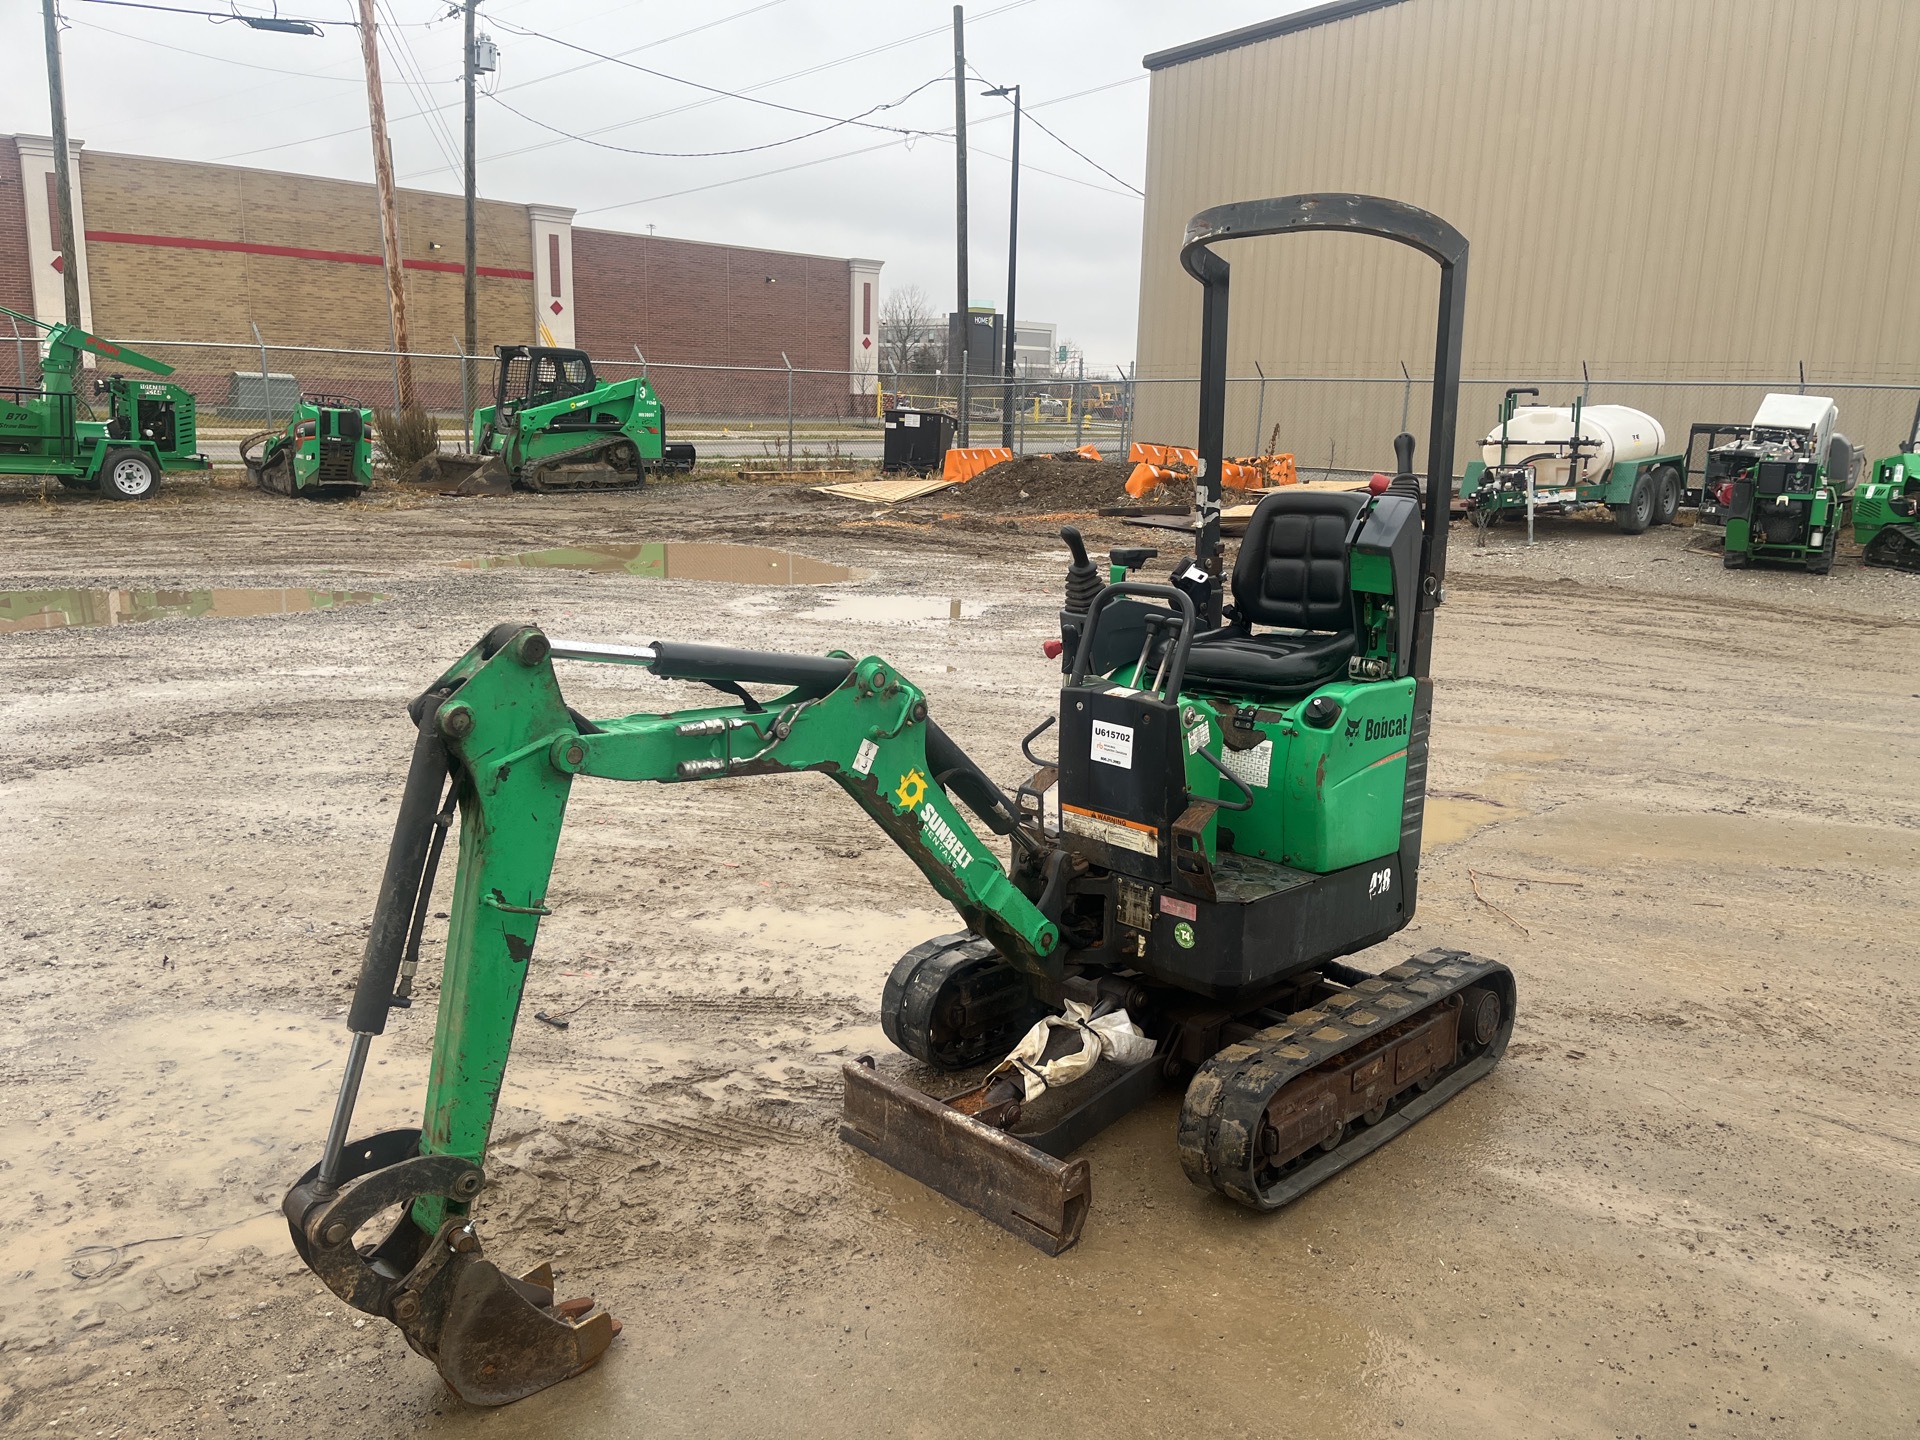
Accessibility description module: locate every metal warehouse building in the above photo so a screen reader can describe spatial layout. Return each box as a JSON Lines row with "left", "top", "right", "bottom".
{"left": 1133, "top": 0, "right": 1920, "bottom": 473}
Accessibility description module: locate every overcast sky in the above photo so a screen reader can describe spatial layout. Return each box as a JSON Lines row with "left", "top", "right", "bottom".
{"left": 2, "top": 0, "right": 1310, "bottom": 368}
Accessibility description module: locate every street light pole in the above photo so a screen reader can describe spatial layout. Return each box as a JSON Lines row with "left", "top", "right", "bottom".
{"left": 984, "top": 83, "right": 1020, "bottom": 449}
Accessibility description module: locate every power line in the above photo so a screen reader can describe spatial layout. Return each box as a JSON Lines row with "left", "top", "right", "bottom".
{"left": 968, "top": 61, "right": 1143, "bottom": 196}
{"left": 483, "top": 71, "right": 949, "bottom": 161}
{"left": 69, "top": 0, "right": 336, "bottom": 22}
{"left": 572, "top": 77, "right": 1146, "bottom": 215}
{"left": 485, "top": 15, "right": 943, "bottom": 140}
{"left": 66, "top": 14, "right": 363, "bottom": 78}
{"left": 212, "top": 0, "right": 797, "bottom": 163}
{"left": 440, "top": 0, "right": 1040, "bottom": 176}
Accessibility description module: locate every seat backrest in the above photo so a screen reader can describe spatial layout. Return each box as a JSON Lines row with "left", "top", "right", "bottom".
{"left": 1231, "top": 489, "right": 1367, "bottom": 631}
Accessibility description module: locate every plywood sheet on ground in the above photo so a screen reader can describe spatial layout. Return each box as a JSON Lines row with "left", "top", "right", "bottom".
{"left": 813, "top": 478, "right": 951, "bottom": 503}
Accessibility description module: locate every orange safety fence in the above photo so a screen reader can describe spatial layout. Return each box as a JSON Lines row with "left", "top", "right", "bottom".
{"left": 940, "top": 446, "right": 1014, "bottom": 483}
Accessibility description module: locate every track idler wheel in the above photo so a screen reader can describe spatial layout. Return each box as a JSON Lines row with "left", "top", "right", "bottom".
{"left": 282, "top": 1128, "right": 616, "bottom": 1405}
{"left": 881, "top": 932, "right": 1045, "bottom": 1071}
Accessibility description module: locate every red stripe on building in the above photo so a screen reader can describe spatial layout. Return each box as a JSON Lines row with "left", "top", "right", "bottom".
{"left": 82, "top": 230, "right": 535, "bottom": 280}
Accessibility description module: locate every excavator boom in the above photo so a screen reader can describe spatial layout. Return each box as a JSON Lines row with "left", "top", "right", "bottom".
{"left": 284, "top": 623, "right": 1058, "bottom": 1403}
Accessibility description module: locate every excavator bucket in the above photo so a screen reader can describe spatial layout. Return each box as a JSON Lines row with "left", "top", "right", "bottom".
{"left": 839, "top": 1061, "right": 1092, "bottom": 1255}
{"left": 283, "top": 1128, "right": 616, "bottom": 1405}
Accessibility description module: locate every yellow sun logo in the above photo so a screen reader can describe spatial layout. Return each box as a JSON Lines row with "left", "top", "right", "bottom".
{"left": 894, "top": 768, "right": 929, "bottom": 810}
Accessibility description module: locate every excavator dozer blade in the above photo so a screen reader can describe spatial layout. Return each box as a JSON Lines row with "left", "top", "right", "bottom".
{"left": 839, "top": 1060, "right": 1090, "bottom": 1256}
{"left": 283, "top": 1128, "right": 617, "bottom": 1406}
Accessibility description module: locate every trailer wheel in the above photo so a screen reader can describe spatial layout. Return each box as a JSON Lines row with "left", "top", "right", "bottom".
{"left": 1614, "top": 473, "right": 1654, "bottom": 534}
{"left": 99, "top": 449, "right": 160, "bottom": 500}
{"left": 1650, "top": 466, "right": 1681, "bottom": 525}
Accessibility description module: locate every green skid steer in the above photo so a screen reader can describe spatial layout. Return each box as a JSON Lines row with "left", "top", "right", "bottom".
{"left": 284, "top": 194, "right": 1514, "bottom": 1406}
{"left": 0, "top": 304, "right": 208, "bottom": 499}
{"left": 1853, "top": 397, "right": 1920, "bottom": 571}
{"left": 433, "top": 345, "right": 695, "bottom": 496}
{"left": 241, "top": 395, "right": 374, "bottom": 498}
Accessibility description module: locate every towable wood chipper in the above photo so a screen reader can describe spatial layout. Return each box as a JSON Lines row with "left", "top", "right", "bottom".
{"left": 0, "top": 305, "right": 208, "bottom": 498}
{"left": 433, "top": 344, "right": 696, "bottom": 495}
{"left": 241, "top": 395, "right": 374, "bottom": 498}
{"left": 284, "top": 194, "right": 1513, "bottom": 1406}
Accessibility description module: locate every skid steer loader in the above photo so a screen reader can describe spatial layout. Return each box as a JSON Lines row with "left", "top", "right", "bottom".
{"left": 284, "top": 194, "right": 1513, "bottom": 1406}
{"left": 433, "top": 345, "right": 695, "bottom": 495}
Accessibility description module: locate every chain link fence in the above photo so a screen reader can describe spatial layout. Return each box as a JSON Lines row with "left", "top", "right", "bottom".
{"left": 11, "top": 329, "right": 1914, "bottom": 475}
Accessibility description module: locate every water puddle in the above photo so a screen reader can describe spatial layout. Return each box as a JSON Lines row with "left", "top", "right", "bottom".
{"left": 1424, "top": 794, "right": 1522, "bottom": 846}
{"left": 0, "top": 586, "right": 380, "bottom": 634}
{"left": 457, "top": 541, "right": 860, "bottom": 584}
{"left": 797, "top": 594, "right": 985, "bottom": 624}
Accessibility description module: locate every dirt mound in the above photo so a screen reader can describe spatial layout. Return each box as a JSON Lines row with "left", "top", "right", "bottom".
{"left": 922, "top": 453, "right": 1138, "bottom": 512}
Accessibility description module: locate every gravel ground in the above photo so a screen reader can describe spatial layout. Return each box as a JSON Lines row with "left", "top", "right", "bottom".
{"left": 0, "top": 477, "right": 1915, "bottom": 1438}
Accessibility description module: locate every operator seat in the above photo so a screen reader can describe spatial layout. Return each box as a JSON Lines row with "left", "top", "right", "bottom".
{"left": 1183, "top": 489, "right": 1367, "bottom": 698}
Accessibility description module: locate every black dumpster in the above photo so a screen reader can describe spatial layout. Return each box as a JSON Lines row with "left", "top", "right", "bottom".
{"left": 882, "top": 408, "right": 956, "bottom": 474}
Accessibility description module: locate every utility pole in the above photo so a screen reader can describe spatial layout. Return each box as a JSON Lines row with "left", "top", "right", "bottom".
{"left": 951, "top": 5, "right": 970, "bottom": 445}
{"left": 462, "top": 0, "right": 481, "bottom": 370}
{"left": 356, "top": 0, "right": 415, "bottom": 409}
{"left": 984, "top": 83, "right": 1020, "bottom": 448}
{"left": 41, "top": 0, "right": 82, "bottom": 328}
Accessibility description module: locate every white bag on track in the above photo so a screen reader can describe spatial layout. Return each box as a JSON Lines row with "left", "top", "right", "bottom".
{"left": 988, "top": 1000, "right": 1156, "bottom": 1102}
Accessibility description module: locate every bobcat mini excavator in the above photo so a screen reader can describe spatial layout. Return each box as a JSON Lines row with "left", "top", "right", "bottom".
{"left": 284, "top": 195, "right": 1512, "bottom": 1406}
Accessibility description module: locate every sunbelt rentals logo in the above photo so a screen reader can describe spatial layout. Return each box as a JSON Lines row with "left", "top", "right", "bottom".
{"left": 920, "top": 805, "right": 972, "bottom": 873}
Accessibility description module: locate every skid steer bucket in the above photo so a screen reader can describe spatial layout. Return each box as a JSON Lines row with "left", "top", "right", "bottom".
{"left": 840, "top": 1060, "right": 1092, "bottom": 1255}
{"left": 413, "top": 450, "right": 513, "bottom": 496}
{"left": 283, "top": 1128, "right": 617, "bottom": 1405}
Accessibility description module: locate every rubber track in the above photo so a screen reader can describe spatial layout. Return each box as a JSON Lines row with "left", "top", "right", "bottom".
{"left": 1864, "top": 523, "right": 1920, "bottom": 572}
{"left": 1178, "top": 947, "right": 1514, "bottom": 1209}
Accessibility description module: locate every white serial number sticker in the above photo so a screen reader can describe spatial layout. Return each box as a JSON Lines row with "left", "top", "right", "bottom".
{"left": 1091, "top": 720, "right": 1134, "bottom": 769}
{"left": 852, "top": 738, "right": 879, "bottom": 776}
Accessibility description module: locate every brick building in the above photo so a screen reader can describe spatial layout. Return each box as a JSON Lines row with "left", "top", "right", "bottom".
{"left": 0, "top": 135, "right": 881, "bottom": 418}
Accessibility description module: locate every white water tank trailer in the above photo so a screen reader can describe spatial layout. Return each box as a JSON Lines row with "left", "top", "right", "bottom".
{"left": 1479, "top": 404, "right": 1667, "bottom": 489}
{"left": 1463, "top": 394, "right": 1687, "bottom": 535}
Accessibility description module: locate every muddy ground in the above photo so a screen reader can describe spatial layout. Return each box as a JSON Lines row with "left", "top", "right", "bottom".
{"left": 1, "top": 475, "right": 1916, "bottom": 1438}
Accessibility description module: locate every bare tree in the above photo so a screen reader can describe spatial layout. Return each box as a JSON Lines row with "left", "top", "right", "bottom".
{"left": 879, "top": 284, "right": 944, "bottom": 378}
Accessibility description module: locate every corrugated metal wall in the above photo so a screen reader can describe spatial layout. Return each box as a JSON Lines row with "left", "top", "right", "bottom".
{"left": 1134, "top": 0, "right": 1920, "bottom": 470}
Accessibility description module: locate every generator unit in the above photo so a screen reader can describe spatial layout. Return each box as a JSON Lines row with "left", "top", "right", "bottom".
{"left": 1715, "top": 394, "right": 1854, "bottom": 573}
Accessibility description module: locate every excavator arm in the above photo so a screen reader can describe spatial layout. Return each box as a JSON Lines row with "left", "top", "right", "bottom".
{"left": 283, "top": 623, "right": 1058, "bottom": 1404}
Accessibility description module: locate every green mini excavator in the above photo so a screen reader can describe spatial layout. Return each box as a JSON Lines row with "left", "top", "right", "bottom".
{"left": 284, "top": 195, "right": 1513, "bottom": 1406}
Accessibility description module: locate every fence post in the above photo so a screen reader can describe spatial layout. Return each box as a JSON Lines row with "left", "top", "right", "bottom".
{"left": 456, "top": 337, "right": 470, "bottom": 431}
{"left": 1398, "top": 360, "right": 1412, "bottom": 436}
{"left": 632, "top": 345, "right": 647, "bottom": 379}
{"left": 1253, "top": 360, "right": 1269, "bottom": 456}
{"left": 1581, "top": 360, "right": 1591, "bottom": 406}
{"left": 958, "top": 351, "right": 970, "bottom": 447}
{"left": 780, "top": 351, "right": 794, "bottom": 463}
{"left": 1074, "top": 378, "right": 1086, "bottom": 449}
{"left": 7, "top": 312, "right": 24, "bottom": 390}
{"left": 1120, "top": 363, "right": 1134, "bottom": 456}
{"left": 251, "top": 321, "right": 272, "bottom": 425}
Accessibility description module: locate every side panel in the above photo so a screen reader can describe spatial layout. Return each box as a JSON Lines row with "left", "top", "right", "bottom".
{"left": 1280, "top": 678, "right": 1416, "bottom": 873}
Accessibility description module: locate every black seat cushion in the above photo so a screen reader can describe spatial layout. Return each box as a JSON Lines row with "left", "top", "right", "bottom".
{"left": 1185, "top": 489, "right": 1366, "bottom": 698}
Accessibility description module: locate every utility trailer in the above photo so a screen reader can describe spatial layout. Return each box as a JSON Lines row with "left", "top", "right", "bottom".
{"left": 0, "top": 305, "right": 208, "bottom": 499}
{"left": 1459, "top": 388, "right": 1686, "bottom": 535}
